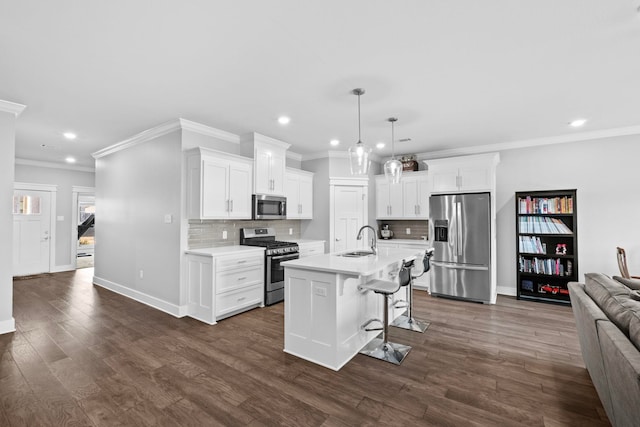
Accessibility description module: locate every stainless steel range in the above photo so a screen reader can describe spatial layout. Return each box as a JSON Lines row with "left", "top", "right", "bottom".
{"left": 240, "top": 227, "right": 299, "bottom": 306}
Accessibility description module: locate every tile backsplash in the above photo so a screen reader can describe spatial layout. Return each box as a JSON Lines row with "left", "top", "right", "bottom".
{"left": 376, "top": 219, "right": 429, "bottom": 241}
{"left": 188, "top": 219, "right": 301, "bottom": 249}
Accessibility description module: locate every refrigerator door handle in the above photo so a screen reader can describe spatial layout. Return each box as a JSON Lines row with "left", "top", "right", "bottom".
{"left": 456, "top": 201, "right": 463, "bottom": 257}
{"left": 432, "top": 261, "right": 489, "bottom": 271}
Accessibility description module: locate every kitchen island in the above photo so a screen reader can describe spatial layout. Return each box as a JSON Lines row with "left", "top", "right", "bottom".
{"left": 282, "top": 247, "right": 424, "bottom": 370}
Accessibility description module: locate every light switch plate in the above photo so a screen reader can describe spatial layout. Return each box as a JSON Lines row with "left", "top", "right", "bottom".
{"left": 222, "top": 230, "right": 228, "bottom": 239}
{"left": 164, "top": 214, "right": 173, "bottom": 224}
{"left": 406, "top": 228, "right": 411, "bottom": 235}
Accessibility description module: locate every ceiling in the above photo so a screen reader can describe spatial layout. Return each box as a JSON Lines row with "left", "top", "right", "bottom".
{"left": 2, "top": 1, "right": 640, "bottom": 169}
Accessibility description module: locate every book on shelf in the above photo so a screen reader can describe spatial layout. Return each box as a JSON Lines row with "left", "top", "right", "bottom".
{"left": 518, "top": 196, "right": 574, "bottom": 214}
{"left": 518, "top": 216, "right": 572, "bottom": 234}
{"left": 518, "top": 256, "right": 568, "bottom": 276}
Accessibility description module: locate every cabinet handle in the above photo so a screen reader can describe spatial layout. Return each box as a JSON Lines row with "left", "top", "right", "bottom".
{"left": 237, "top": 277, "right": 247, "bottom": 281}
{"left": 226, "top": 200, "right": 230, "bottom": 212}
{"left": 237, "top": 260, "right": 247, "bottom": 264}
{"left": 237, "top": 296, "right": 246, "bottom": 301}
{"left": 299, "top": 204, "right": 302, "bottom": 214}
{"left": 230, "top": 200, "right": 233, "bottom": 212}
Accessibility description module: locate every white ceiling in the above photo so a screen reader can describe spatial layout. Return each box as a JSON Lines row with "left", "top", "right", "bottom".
{"left": 2, "top": 1, "right": 640, "bottom": 168}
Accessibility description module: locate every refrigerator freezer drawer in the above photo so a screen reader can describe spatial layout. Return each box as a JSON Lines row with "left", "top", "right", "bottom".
{"left": 431, "top": 262, "right": 491, "bottom": 303}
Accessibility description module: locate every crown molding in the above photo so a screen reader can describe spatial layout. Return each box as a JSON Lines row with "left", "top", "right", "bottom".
{"left": 71, "top": 185, "right": 95, "bottom": 193}
{"left": 240, "top": 132, "right": 292, "bottom": 150}
{"left": 286, "top": 151, "right": 303, "bottom": 162}
{"left": 93, "top": 118, "right": 243, "bottom": 159}
{"left": 302, "top": 150, "right": 381, "bottom": 163}
{"left": 415, "top": 125, "right": 640, "bottom": 160}
{"left": 92, "top": 119, "right": 181, "bottom": 159}
{"left": 14, "top": 181, "right": 58, "bottom": 192}
{"left": 15, "top": 158, "right": 95, "bottom": 173}
{"left": 179, "top": 119, "right": 240, "bottom": 143}
{"left": 0, "top": 100, "right": 26, "bottom": 116}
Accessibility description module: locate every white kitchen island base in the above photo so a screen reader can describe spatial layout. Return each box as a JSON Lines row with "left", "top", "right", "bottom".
{"left": 283, "top": 248, "right": 423, "bottom": 371}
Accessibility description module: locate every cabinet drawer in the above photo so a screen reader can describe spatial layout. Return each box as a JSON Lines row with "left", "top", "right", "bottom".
{"left": 216, "top": 254, "right": 263, "bottom": 272}
{"left": 216, "top": 265, "right": 263, "bottom": 294}
{"left": 216, "top": 284, "right": 263, "bottom": 318}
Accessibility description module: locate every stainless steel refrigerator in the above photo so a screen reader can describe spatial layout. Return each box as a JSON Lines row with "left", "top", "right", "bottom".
{"left": 430, "top": 192, "right": 492, "bottom": 303}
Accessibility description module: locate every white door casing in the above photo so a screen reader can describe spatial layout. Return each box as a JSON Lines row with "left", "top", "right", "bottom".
{"left": 71, "top": 186, "right": 95, "bottom": 269}
{"left": 13, "top": 188, "right": 53, "bottom": 276}
{"left": 329, "top": 177, "right": 369, "bottom": 253}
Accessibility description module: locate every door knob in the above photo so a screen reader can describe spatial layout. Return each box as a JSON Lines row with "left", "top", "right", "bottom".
{"left": 335, "top": 238, "right": 341, "bottom": 241}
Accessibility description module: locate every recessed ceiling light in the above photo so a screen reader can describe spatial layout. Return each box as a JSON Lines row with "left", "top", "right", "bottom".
{"left": 330, "top": 139, "right": 340, "bottom": 146}
{"left": 65, "top": 157, "right": 76, "bottom": 163}
{"left": 569, "top": 119, "right": 587, "bottom": 128}
{"left": 278, "top": 116, "right": 290, "bottom": 125}
{"left": 376, "top": 142, "right": 385, "bottom": 149}
{"left": 63, "top": 132, "right": 77, "bottom": 140}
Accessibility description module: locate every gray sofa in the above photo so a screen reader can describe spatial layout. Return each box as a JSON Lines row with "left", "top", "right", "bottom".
{"left": 568, "top": 273, "right": 640, "bottom": 427}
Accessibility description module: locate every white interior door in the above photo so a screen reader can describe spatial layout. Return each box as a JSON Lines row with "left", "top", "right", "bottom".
{"left": 333, "top": 186, "right": 365, "bottom": 253}
{"left": 13, "top": 190, "right": 51, "bottom": 276}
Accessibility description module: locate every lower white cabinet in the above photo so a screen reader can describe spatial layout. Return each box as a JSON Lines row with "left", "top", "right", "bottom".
{"left": 185, "top": 248, "right": 265, "bottom": 324}
{"left": 297, "top": 241, "right": 325, "bottom": 258}
{"left": 377, "top": 240, "right": 430, "bottom": 290}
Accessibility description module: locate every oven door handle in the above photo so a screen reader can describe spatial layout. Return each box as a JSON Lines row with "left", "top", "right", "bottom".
{"left": 271, "top": 253, "right": 299, "bottom": 261}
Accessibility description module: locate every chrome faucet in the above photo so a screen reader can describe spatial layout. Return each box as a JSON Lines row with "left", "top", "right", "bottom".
{"left": 356, "top": 225, "right": 377, "bottom": 255}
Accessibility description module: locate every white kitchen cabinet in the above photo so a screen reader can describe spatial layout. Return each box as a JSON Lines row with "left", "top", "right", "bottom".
{"left": 426, "top": 153, "right": 499, "bottom": 194}
{"left": 186, "top": 148, "right": 253, "bottom": 220}
{"left": 297, "top": 240, "right": 325, "bottom": 257}
{"left": 285, "top": 168, "right": 314, "bottom": 219}
{"left": 241, "top": 133, "right": 290, "bottom": 196}
{"left": 402, "top": 171, "right": 429, "bottom": 219}
{"left": 375, "top": 171, "right": 428, "bottom": 219}
{"left": 375, "top": 179, "right": 403, "bottom": 219}
{"left": 184, "top": 247, "right": 265, "bottom": 324}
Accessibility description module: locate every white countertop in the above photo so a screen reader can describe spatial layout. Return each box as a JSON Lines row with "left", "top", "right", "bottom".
{"left": 378, "top": 239, "right": 430, "bottom": 245}
{"left": 185, "top": 245, "right": 265, "bottom": 256}
{"left": 282, "top": 247, "right": 424, "bottom": 276}
{"left": 293, "top": 239, "right": 326, "bottom": 244}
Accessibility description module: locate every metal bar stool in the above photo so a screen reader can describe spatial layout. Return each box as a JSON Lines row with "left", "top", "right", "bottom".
{"left": 358, "top": 259, "right": 414, "bottom": 365}
{"left": 391, "top": 248, "right": 434, "bottom": 333}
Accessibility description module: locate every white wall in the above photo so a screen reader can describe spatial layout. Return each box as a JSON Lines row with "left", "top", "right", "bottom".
{"left": 495, "top": 135, "right": 640, "bottom": 293}
{"left": 14, "top": 164, "right": 95, "bottom": 270}
{"left": 0, "top": 111, "right": 17, "bottom": 334}
{"left": 94, "top": 130, "right": 183, "bottom": 314}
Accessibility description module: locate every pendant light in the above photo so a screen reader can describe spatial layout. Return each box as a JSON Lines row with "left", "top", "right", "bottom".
{"left": 383, "top": 117, "right": 403, "bottom": 184}
{"left": 348, "top": 88, "right": 372, "bottom": 175}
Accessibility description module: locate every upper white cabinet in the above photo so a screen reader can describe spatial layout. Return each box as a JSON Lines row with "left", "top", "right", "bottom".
{"left": 241, "top": 133, "right": 290, "bottom": 196}
{"left": 285, "top": 168, "right": 314, "bottom": 219}
{"left": 375, "top": 171, "right": 428, "bottom": 219}
{"left": 186, "top": 148, "right": 253, "bottom": 220}
{"left": 376, "top": 179, "right": 403, "bottom": 219}
{"left": 426, "top": 153, "right": 499, "bottom": 194}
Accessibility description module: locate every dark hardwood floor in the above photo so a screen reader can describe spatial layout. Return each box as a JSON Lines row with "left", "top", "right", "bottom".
{"left": 1, "top": 269, "right": 609, "bottom": 426}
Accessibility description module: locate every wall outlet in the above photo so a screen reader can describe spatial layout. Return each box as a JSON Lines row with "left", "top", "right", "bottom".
{"left": 57, "top": 215, "right": 64, "bottom": 221}
{"left": 164, "top": 214, "right": 173, "bottom": 224}
{"left": 222, "top": 230, "right": 228, "bottom": 240}
{"left": 406, "top": 228, "right": 411, "bottom": 235}
{"left": 289, "top": 228, "right": 293, "bottom": 235}
{"left": 139, "top": 270, "right": 144, "bottom": 279}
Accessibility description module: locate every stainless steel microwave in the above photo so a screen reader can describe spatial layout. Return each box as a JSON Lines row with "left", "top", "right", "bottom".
{"left": 252, "top": 194, "right": 286, "bottom": 220}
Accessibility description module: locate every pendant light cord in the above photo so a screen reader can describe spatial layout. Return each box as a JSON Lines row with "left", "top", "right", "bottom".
{"left": 357, "top": 92, "right": 362, "bottom": 144}
{"left": 391, "top": 119, "right": 395, "bottom": 159}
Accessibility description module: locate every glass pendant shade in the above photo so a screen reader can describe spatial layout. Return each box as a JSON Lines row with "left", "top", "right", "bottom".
{"left": 383, "top": 117, "right": 403, "bottom": 183}
{"left": 384, "top": 158, "right": 403, "bottom": 184}
{"left": 349, "top": 142, "right": 372, "bottom": 175}
{"left": 348, "top": 88, "right": 371, "bottom": 175}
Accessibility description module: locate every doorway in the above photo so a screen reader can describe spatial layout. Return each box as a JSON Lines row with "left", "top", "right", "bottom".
{"left": 329, "top": 178, "right": 369, "bottom": 253}
{"left": 71, "top": 186, "right": 95, "bottom": 269}
{"left": 12, "top": 183, "right": 57, "bottom": 276}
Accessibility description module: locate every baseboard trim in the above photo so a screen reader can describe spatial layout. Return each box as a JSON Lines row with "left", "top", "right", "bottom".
{"left": 0, "top": 318, "right": 16, "bottom": 335}
{"left": 93, "top": 276, "right": 187, "bottom": 319}
{"left": 497, "top": 285, "right": 517, "bottom": 297}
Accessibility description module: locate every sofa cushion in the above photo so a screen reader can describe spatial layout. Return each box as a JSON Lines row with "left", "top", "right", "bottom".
{"left": 613, "top": 276, "right": 640, "bottom": 291}
{"left": 630, "top": 312, "right": 640, "bottom": 352}
{"left": 584, "top": 273, "right": 640, "bottom": 336}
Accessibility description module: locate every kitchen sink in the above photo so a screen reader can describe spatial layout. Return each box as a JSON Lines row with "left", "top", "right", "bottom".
{"left": 339, "top": 250, "right": 375, "bottom": 257}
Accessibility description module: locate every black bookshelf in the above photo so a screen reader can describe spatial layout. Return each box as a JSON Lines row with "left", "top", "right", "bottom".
{"left": 515, "top": 189, "right": 578, "bottom": 305}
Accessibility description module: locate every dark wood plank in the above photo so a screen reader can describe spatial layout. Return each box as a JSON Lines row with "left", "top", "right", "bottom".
{"left": 0, "top": 269, "right": 611, "bottom": 426}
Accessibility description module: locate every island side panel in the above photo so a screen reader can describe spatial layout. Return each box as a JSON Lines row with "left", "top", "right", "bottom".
{"left": 284, "top": 267, "right": 381, "bottom": 370}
